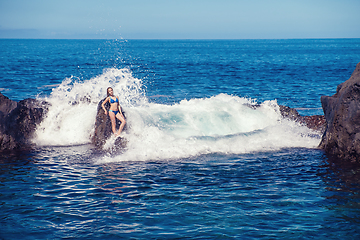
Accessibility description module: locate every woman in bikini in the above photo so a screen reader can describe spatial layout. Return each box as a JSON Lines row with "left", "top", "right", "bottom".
{"left": 101, "top": 87, "right": 126, "bottom": 136}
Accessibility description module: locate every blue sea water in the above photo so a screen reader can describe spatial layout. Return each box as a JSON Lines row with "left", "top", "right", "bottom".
{"left": 1, "top": 39, "right": 360, "bottom": 239}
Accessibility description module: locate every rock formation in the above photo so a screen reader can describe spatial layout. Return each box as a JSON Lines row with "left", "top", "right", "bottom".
{"left": 279, "top": 105, "right": 326, "bottom": 132}
{"left": 246, "top": 104, "right": 326, "bottom": 132}
{"left": 92, "top": 99, "right": 113, "bottom": 148}
{"left": 319, "top": 62, "right": 360, "bottom": 162}
{"left": 0, "top": 93, "right": 49, "bottom": 151}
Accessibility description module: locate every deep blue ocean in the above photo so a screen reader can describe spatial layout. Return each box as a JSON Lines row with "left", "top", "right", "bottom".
{"left": 1, "top": 39, "right": 360, "bottom": 239}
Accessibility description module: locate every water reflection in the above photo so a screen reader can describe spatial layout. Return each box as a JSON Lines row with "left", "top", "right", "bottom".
{"left": 0, "top": 150, "right": 36, "bottom": 186}
{"left": 96, "top": 163, "right": 130, "bottom": 206}
{"left": 319, "top": 156, "right": 360, "bottom": 223}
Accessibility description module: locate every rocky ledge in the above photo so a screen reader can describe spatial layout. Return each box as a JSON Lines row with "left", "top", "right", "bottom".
{"left": 0, "top": 93, "right": 49, "bottom": 151}
{"left": 279, "top": 105, "right": 326, "bottom": 132}
{"left": 319, "top": 62, "right": 360, "bottom": 162}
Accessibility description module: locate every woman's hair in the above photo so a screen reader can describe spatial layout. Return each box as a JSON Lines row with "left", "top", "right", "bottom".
{"left": 107, "top": 87, "right": 113, "bottom": 97}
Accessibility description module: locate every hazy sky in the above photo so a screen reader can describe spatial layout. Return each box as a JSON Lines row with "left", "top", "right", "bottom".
{"left": 0, "top": 0, "right": 359, "bottom": 39}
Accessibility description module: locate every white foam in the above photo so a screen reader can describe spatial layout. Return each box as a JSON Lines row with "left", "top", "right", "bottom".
{"left": 98, "top": 94, "right": 321, "bottom": 163}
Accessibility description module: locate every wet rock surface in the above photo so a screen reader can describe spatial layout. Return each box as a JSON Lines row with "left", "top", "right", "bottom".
{"left": 279, "top": 105, "right": 326, "bottom": 133}
{"left": 0, "top": 93, "right": 49, "bottom": 151}
{"left": 319, "top": 62, "right": 360, "bottom": 162}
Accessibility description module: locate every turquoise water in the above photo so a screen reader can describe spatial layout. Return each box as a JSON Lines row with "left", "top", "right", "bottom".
{"left": 1, "top": 39, "right": 360, "bottom": 239}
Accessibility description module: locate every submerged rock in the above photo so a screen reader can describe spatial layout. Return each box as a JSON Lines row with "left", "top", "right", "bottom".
{"left": 319, "top": 62, "right": 360, "bottom": 162}
{"left": 0, "top": 92, "right": 49, "bottom": 151}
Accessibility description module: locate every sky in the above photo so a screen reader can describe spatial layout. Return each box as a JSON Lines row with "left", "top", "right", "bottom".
{"left": 0, "top": 0, "right": 359, "bottom": 39}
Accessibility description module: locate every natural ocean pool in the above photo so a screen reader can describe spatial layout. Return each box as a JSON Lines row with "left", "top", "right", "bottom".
{"left": 1, "top": 39, "right": 360, "bottom": 239}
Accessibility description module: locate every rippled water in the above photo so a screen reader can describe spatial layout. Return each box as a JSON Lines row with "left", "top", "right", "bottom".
{"left": 1, "top": 146, "right": 360, "bottom": 239}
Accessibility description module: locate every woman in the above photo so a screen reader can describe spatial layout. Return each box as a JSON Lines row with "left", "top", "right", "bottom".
{"left": 101, "top": 87, "right": 126, "bottom": 136}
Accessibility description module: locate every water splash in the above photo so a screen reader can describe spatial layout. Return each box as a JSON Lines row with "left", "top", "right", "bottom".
{"left": 33, "top": 68, "right": 146, "bottom": 146}
{"left": 32, "top": 68, "right": 321, "bottom": 161}
{"left": 99, "top": 94, "right": 321, "bottom": 163}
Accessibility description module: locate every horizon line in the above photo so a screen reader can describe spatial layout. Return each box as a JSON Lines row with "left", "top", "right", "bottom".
{"left": 1, "top": 37, "right": 360, "bottom": 40}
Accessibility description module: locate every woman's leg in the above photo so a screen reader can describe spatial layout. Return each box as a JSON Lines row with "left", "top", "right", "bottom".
{"left": 108, "top": 111, "right": 117, "bottom": 134}
{"left": 115, "top": 113, "right": 126, "bottom": 136}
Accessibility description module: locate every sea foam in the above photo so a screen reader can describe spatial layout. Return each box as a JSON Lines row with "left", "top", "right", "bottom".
{"left": 104, "top": 94, "right": 320, "bottom": 162}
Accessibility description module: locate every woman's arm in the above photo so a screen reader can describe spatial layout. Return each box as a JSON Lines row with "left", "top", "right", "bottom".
{"left": 101, "top": 97, "right": 109, "bottom": 114}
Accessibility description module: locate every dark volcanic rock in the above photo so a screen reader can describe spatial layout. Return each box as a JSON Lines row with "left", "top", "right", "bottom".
{"left": 279, "top": 105, "right": 326, "bottom": 132}
{"left": 0, "top": 93, "right": 18, "bottom": 150}
{"left": 301, "top": 115, "right": 326, "bottom": 132}
{"left": 279, "top": 105, "right": 302, "bottom": 121}
{"left": 92, "top": 98, "right": 113, "bottom": 148}
{"left": 319, "top": 62, "right": 360, "bottom": 162}
{"left": 0, "top": 92, "right": 49, "bottom": 151}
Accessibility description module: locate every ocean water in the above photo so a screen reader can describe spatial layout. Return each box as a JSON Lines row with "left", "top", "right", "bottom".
{"left": 1, "top": 39, "right": 360, "bottom": 239}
